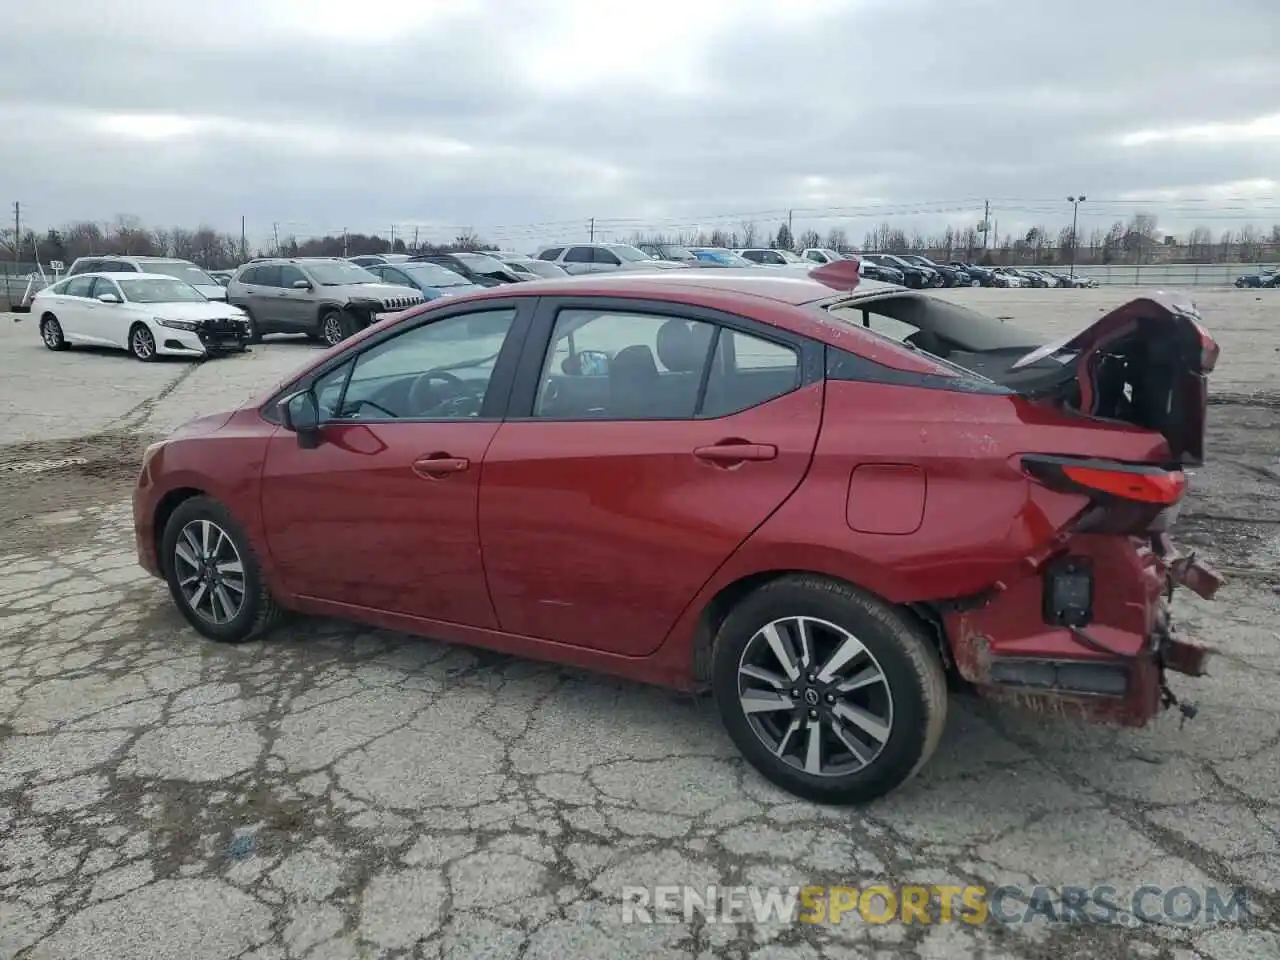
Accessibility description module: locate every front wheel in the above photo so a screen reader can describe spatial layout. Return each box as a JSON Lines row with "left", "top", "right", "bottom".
{"left": 161, "top": 496, "right": 288, "bottom": 643}
{"left": 319, "top": 309, "right": 355, "bottom": 347}
{"left": 712, "top": 575, "right": 947, "bottom": 805}
{"left": 129, "top": 322, "right": 158, "bottom": 361}
{"left": 40, "top": 314, "right": 69, "bottom": 351}
{"left": 970, "top": 278, "right": 981, "bottom": 287}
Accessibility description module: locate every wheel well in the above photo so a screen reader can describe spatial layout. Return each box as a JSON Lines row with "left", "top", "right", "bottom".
{"left": 40, "top": 311, "right": 56, "bottom": 323}
{"left": 689, "top": 570, "right": 951, "bottom": 687}
{"left": 153, "top": 487, "right": 204, "bottom": 573}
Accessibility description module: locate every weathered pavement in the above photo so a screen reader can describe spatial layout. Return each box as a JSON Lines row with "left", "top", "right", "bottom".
{"left": 2, "top": 292, "right": 1279, "bottom": 959}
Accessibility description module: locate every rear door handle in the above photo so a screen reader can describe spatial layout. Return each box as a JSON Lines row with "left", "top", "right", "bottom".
{"left": 693, "top": 442, "right": 778, "bottom": 464}
{"left": 412, "top": 455, "right": 470, "bottom": 479}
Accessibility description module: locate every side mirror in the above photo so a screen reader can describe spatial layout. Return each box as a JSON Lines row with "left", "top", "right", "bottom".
{"left": 292, "top": 279, "right": 312, "bottom": 290}
{"left": 97, "top": 293, "right": 121, "bottom": 304}
{"left": 279, "top": 390, "right": 322, "bottom": 448}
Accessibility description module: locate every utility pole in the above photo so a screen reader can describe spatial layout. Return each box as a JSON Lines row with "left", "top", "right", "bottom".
{"left": 12, "top": 201, "right": 20, "bottom": 262}
{"left": 412, "top": 225, "right": 419, "bottom": 251}
{"left": 787, "top": 208, "right": 793, "bottom": 243}
{"left": 342, "top": 228, "right": 348, "bottom": 257}
{"left": 240, "top": 216, "right": 247, "bottom": 263}
{"left": 589, "top": 218, "right": 595, "bottom": 242}
{"left": 1067, "top": 195, "right": 1086, "bottom": 278}
{"left": 982, "top": 200, "right": 990, "bottom": 250}
{"left": 272, "top": 222, "right": 280, "bottom": 255}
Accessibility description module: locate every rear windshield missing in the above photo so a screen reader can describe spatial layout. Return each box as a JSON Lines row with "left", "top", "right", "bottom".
{"left": 821, "top": 292, "right": 1042, "bottom": 354}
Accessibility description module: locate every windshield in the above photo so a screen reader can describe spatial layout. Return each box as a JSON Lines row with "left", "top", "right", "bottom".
{"left": 403, "top": 263, "right": 476, "bottom": 287}
{"left": 694, "top": 249, "right": 752, "bottom": 266}
{"left": 454, "top": 253, "right": 507, "bottom": 272}
{"left": 143, "top": 261, "right": 217, "bottom": 285}
{"left": 610, "top": 245, "right": 655, "bottom": 263}
{"left": 776, "top": 250, "right": 805, "bottom": 263}
{"left": 823, "top": 293, "right": 1042, "bottom": 354}
{"left": 515, "top": 260, "right": 566, "bottom": 278}
{"left": 119, "top": 277, "right": 207, "bottom": 303}
{"left": 902, "top": 255, "right": 935, "bottom": 267}
{"left": 304, "top": 261, "right": 380, "bottom": 285}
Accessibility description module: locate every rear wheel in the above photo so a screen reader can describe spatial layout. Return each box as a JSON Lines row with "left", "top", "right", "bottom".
{"left": 712, "top": 575, "right": 947, "bottom": 805}
{"left": 161, "top": 495, "right": 287, "bottom": 643}
{"left": 970, "top": 278, "right": 981, "bottom": 287}
{"left": 40, "top": 314, "right": 69, "bottom": 351}
{"left": 242, "top": 308, "right": 262, "bottom": 343}
{"left": 129, "top": 322, "right": 157, "bottom": 361}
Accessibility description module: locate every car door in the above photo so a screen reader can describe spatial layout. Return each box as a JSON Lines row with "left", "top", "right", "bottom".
{"left": 240, "top": 265, "right": 282, "bottom": 328}
{"left": 85, "top": 276, "right": 129, "bottom": 347}
{"left": 52, "top": 275, "right": 98, "bottom": 342}
{"left": 258, "top": 300, "right": 532, "bottom": 625}
{"left": 274, "top": 264, "right": 318, "bottom": 330}
{"left": 477, "top": 297, "right": 825, "bottom": 657}
{"left": 561, "top": 246, "right": 595, "bottom": 276}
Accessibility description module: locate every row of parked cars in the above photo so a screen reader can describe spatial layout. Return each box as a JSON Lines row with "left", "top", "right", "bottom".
{"left": 25, "top": 243, "right": 1100, "bottom": 362}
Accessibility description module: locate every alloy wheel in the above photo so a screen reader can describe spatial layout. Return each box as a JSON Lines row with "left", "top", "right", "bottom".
{"left": 173, "top": 519, "right": 246, "bottom": 625}
{"left": 736, "top": 616, "right": 894, "bottom": 777}
{"left": 131, "top": 325, "right": 156, "bottom": 360}
{"left": 41, "top": 317, "right": 63, "bottom": 348}
{"left": 322, "top": 313, "right": 344, "bottom": 345}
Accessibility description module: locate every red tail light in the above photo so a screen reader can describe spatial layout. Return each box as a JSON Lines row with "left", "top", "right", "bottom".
{"left": 1023, "top": 455, "right": 1185, "bottom": 506}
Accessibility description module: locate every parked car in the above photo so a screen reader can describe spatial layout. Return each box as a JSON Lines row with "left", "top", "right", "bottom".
{"left": 533, "top": 243, "right": 688, "bottom": 276}
{"left": 362, "top": 261, "right": 486, "bottom": 300}
{"left": 800, "top": 248, "right": 847, "bottom": 266}
{"left": 899, "top": 255, "right": 970, "bottom": 287}
{"left": 131, "top": 264, "right": 1222, "bottom": 805}
{"left": 1047, "top": 271, "right": 1096, "bottom": 288}
{"left": 208, "top": 270, "right": 235, "bottom": 287}
{"left": 735, "top": 248, "right": 809, "bottom": 267}
{"left": 689, "top": 248, "right": 755, "bottom": 267}
{"left": 31, "top": 273, "right": 249, "bottom": 360}
{"left": 498, "top": 256, "right": 570, "bottom": 279}
{"left": 225, "top": 257, "right": 423, "bottom": 346}
{"left": 412, "top": 253, "right": 527, "bottom": 286}
{"left": 637, "top": 242, "right": 701, "bottom": 264}
{"left": 67, "top": 256, "right": 229, "bottom": 302}
{"left": 860, "top": 253, "right": 937, "bottom": 288}
{"left": 348, "top": 254, "right": 414, "bottom": 268}
{"left": 1234, "top": 269, "right": 1279, "bottom": 288}
{"left": 949, "top": 263, "right": 998, "bottom": 287}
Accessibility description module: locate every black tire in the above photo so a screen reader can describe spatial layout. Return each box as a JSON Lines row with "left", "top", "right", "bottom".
{"left": 40, "top": 313, "right": 69, "bottom": 351}
{"left": 318, "top": 308, "right": 355, "bottom": 347}
{"left": 161, "top": 495, "right": 288, "bottom": 643}
{"left": 242, "top": 308, "right": 263, "bottom": 343}
{"left": 712, "top": 574, "right": 947, "bottom": 805}
{"left": 129, "top": 322, "right": 158, "bottom": 361}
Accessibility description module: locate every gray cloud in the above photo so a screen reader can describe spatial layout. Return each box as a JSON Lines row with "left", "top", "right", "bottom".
{"left": 2, "top": 0, "right": 1278, "bottom": 249}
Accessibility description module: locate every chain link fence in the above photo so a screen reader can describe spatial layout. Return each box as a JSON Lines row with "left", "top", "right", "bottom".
{"left": 0, "top": 261, "right": 53, "bottom": 311}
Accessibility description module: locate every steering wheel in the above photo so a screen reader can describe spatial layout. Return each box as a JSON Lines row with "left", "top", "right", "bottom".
{"left": 408, "top": 370, "right": 465, "bottom": 414}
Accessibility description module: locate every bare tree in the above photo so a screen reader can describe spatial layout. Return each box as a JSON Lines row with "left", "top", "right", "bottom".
{"left": 797, "top": 228, "right": 821, "bottom": 250}
{"left": 1187, "top": 226, "right": 1213, "bottom": 261}
{"left": 739, "top": 220, "right": 758, "bottom": 248}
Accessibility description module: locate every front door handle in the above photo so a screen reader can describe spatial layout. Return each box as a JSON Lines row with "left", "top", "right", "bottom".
{"left": 412, "top": 454, "right": 470, "bottom": 479}
{"left": 693, "top": 442, "right": 778, "bottom": 464}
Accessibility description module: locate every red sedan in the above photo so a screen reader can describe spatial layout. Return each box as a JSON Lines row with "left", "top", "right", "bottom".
{"left": 132, "top": 262, "right": 1222, "bottom": 804}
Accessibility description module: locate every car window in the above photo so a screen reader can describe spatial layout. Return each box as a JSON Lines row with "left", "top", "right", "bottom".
{"left": 701, "top": 329, "right": 801, "bottom": 418}
{"left": 564, "top": 247, "right": 594, "bottom": 264}
{"left": 805, "top": 251, "right": 824, "bottom": 262}
{"left": 63, "top": 276, "right": 96, "bottom": 298}
{"left": 69, "top": 260, "right": 98, "bottom": 276}
{"left": 88, "top": 277, "right": 122, "bottom": 299}
{"left": 593, "top": 247, "right": 621, "bottom": 266}
{"left": 537, "top": 247, "right": 565, "bottom": 261}
{"left": 254, "top": 266, "right": 283, "bottom": 287}
{"left": 102, "top": 261, "right": 139, "bottom": 273}
{"left": 328, "top": 309, "right": 516, "bottom": 421}
{"left": 279, "top": 265, "right": 309, "bottom": 289}
{"left": 237, "top": 267, "right": 258, "bottom": 284}
{"left": 534, "top": 309, "right": 716, "bottom": 420}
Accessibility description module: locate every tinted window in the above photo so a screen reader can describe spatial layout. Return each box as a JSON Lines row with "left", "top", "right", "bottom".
{"left": 279, "top": 265, "right": 309, "bottom": 288}
{"left": 700, "top": 329, "right": 800, "bottom": 418}
{"left": 537, "top": 247, "right": 564, "bottom": 261}
{"left": 593, "top": 247, "right": 621, "bottom": 265}
{"left": 101, "top": 261, "right": 139, "bottom": 273}
{"left": 69, "top": 260, "right": 99, "bottom": 276}
{"left": 329, "top": 309, "right": 516, "bottom": 421}
{"left": 534, "top": 309, "right": 715, "bottom": 420}
{"left": 253, "top": 266, "right": 283, "bottom": 287}
{"left": 564, "top": 247, "right": 594, "bottom": 264}
{"left": 64, "top": 276, "right": 96, "bottom": 297}
{"left": 237, "top": 267, "right": 259, "bottom": 284}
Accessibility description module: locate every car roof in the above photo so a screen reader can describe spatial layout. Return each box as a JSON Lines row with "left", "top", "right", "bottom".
{"left": 58, "top": 271, "right": 194, "bottom": 282}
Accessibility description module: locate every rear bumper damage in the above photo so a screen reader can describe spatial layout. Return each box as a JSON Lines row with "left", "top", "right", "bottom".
{"left": 940, "top": 534, "right": 1223, "bottom": 726}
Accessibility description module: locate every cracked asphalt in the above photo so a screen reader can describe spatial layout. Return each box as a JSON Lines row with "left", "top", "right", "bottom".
{"left": 2, "top": 289, "right": 1278, "bottom": 960}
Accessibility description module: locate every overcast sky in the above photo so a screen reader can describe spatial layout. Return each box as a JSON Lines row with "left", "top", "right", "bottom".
{"left": 4, "top": 0, "right": 1278, "bottom": 250}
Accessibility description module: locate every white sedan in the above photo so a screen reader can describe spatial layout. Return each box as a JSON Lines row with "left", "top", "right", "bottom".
{"left": 31, "top": 272, "right": 251, "bottom": 361}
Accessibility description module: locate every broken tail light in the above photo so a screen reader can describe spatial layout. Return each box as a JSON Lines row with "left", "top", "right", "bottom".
{"left": 1022, "top": 455, "right": 1186, "bottom": 506}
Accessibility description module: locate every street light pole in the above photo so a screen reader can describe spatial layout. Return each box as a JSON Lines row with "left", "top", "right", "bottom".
{"left": 1067, "top": 195, "right": 1086, "bottom": 278}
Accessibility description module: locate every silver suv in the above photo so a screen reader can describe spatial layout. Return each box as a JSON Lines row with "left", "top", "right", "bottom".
{"left": 532, "top": 242, "right": 687, "bottom": 275}
{"left": 67, "top": 256, "right": 228, "bottom": 301}
{"left": 226, "top": 257, "right": 424, "bottom": 345}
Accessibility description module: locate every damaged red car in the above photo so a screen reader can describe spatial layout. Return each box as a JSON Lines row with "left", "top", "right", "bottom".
{"left": 132, "top": 260, "right": 1222, "bottom": 804}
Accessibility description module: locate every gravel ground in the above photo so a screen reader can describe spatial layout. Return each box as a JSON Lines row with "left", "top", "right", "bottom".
{"left": 1, "top": 289, "right": 1277, "bottom": 960}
